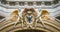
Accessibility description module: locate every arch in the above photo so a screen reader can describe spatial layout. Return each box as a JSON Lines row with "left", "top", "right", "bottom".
{"left": 0, "top": 9, "right": 60, "bottom": 32}
{"left": 15, "top": 29, "right": 46, "bottom": 32}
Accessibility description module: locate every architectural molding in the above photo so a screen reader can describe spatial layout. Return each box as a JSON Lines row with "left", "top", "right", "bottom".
{"left": 0, "top": 8, "right": 60, "bottom": 32}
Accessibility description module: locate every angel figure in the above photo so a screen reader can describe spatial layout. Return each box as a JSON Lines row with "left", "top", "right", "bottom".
{"left": 8, "top": 10, "right": 20, "bottom": 27}
{"left": 39, "top": 10, "right": 50, "bottom": 27}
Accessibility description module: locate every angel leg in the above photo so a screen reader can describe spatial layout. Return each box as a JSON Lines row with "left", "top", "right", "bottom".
{"left": 21, "top": 20, "right": 24, "bottom": 29}
{"left": 14, "top": 17, "right": 20, "bottom": 28}
{"left": 40, "top": 17, "right": 45, "bottom": 27}
{"left": 35, "top": 19, "right": 38, "bottom": 29}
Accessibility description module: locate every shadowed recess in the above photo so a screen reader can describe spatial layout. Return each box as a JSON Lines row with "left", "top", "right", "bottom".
{"left": 15, "top": 29, "right": 46, "bottom": 32}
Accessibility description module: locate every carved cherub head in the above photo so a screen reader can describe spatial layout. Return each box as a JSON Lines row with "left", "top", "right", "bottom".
{"left": 22, "top": 8, "right": 37, "bottom": 17}
{"left": 9, "top": 10, "right": 18, "bottom": 21}
{"left": 40, "top": 10, "right": 50, "bottom": 20}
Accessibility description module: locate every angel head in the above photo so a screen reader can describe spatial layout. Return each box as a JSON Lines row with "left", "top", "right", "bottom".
{"left": 10, "top": 9, "right": 18, "bottom": 16}
{"left": 41, "top": 10, "right": 49, "bottom": 16}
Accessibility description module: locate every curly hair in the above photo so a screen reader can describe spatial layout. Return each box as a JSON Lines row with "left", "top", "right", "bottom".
{"left": 22, "top": 8, "right": 37, "bottom": 17}
{"left": 10, "top": 10, "right": 18, "bottom": 16}
{"left": 41, "top": 10, "right": 49, "bottom": 16}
